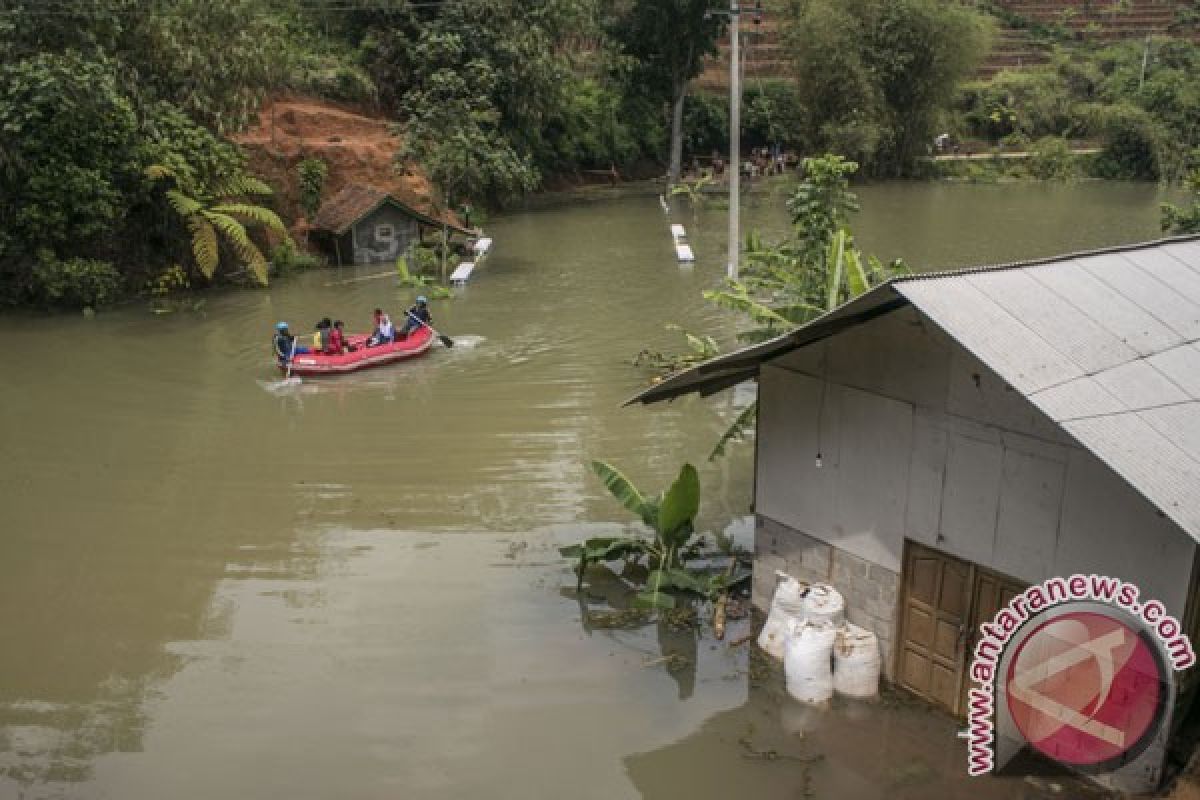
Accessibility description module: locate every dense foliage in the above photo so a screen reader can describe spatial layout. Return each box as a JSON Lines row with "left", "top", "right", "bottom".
{"left": 955, "top": 39, "right": 1200, "bottom": 181}
{"left": 0, "top": 0, "right": 326, "bottom": 305}
{"left": 780, "top": 0, "right": 991, "bottom": 177}
{"left": 4, "top": 0, "right": 1199, "bottom": 308}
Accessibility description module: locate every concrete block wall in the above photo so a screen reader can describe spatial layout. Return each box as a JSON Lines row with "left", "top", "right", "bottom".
{"left": 754, "top": 515, "right": 899, "bottom": 679}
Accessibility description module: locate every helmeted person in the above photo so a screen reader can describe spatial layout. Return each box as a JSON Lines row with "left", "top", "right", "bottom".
{"left": 398, "top": 295, "right": 432, "bottom": 339}
{"left": 273, "top": 321, "right": 310, "bottom": 366}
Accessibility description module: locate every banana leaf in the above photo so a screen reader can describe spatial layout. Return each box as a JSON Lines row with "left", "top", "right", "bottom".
{"left": 826, "top": 229, "right": 847, "bottom": 310}
{"left": 590, "top": 460, "right": 656, "bottom": 528}
{"left": 845, "top": 246, "right": 869, "bottom": 298}
{"left": 709, "top": 401, "right": 758, "bottom": 462}
{"left": 658, "top": 464, "right": 699, "bottom": 547}
{"left": 558, "top": 537, "right": 647, "bottom": 562}
{"left": 631, "top": 590, "right": 676, "bottom": 610}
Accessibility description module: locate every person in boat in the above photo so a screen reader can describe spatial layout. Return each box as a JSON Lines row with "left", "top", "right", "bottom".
{"left": 398, "top": 295, "right": 431, "bottom": 339}
{"left": 365, "top": 308, "right": 395, "bottom": 348}
{"left": 315, "top": 317, "right": 333, "bottom": 353}
{"left": 273, "top": 322, "right": 309, "bottom": 365}
{"left": 328, "top": 319, "right": 348, "bottom": 354}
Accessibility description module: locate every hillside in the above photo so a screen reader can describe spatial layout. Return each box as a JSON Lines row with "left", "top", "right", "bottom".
{"left": 697, "top": 0, "right": 1199, "bottom": 88}
{"left": 233, "top": 98, "right": 465, "bottom": 236}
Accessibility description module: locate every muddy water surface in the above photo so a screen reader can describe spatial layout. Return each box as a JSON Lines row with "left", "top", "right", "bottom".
{"left": 0, "top": 181, "right": 1165, "bottom": 799}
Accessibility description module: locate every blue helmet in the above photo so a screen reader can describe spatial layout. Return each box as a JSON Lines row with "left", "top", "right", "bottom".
{"left": 275, "top": 321, "right": 289, "bottom": 331}
{"left": 416, "top": 296, "right": 428, "bottom": 305}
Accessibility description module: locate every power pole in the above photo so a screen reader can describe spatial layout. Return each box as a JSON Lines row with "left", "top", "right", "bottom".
{"left": 718, "top": 1, "right": 761, "bottom": 281}
{"left": 728, "top": 0, "right": 741, "bottom": 282}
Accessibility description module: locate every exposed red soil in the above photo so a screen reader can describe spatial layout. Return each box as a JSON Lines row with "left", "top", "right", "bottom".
{"left": 232, "top": 97, "right": 464, "bottom": 236}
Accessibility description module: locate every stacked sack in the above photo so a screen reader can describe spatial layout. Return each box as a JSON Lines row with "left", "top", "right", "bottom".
{"left": 758, "top": 571, "right": 881, "bottom": 705}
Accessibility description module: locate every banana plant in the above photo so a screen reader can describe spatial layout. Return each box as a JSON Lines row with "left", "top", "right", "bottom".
{"left": 562, "top": 461, "right": 707, "bottom": 609}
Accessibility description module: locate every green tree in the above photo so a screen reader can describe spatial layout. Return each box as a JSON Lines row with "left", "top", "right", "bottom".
{"left": 0, "top": 52, "right": 140, "bottom": 301}
{"left": 382, "top": 1, "right": 591, "bottom": 204}
{"left": 783, "top": 0, "right": 989, "bottom": 175}
{"left": 612, "top": 0, "right": 726, "bottom": 185}
{"left": 703, "top": 155, "right": 907, "bottom": 458}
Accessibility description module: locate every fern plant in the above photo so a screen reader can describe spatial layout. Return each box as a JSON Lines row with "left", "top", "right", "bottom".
{"left": 146, "top": 164, "right": 286, "bottom": 286}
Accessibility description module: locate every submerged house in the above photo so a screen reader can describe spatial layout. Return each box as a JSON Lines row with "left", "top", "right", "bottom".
{"left": 631, "top": 236, "right": 1200, "bottom": 785}
{"left": 310, "top": 184, "right": 474, "bottom": 266}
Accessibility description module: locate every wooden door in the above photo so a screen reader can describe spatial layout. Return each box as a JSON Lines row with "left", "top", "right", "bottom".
{"left": 898, "top": 543, "right": 972, "bottom": 714}
{"left": 959, "top": 567, "right": 1026, "bottom": 713}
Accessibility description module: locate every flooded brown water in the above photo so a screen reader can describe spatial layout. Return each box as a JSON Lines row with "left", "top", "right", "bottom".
{"left": 0, "top": 180, "right": 1169, "bottom": 799}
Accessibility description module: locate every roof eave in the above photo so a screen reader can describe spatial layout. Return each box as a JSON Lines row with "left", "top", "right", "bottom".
{"left": 625, "top": 284, "right": 907, "bottom": 406}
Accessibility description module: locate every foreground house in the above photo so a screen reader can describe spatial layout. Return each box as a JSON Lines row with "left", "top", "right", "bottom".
{"left": 631, "top": 236, "right": 1200, "bottom": 780}
{"left": 311, "top": 184, "right": 473, "bottom": 266}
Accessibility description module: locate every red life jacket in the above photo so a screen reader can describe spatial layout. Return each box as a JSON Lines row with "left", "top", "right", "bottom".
{"left": 327, "top": 328, "right": 345, "bottom": 354}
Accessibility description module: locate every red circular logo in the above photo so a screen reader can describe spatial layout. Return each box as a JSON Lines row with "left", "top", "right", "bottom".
{"left": 1005, "top": 611, "right": 1166, "bottom": 768}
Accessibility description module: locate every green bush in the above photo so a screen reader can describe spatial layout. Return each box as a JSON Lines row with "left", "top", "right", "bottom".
{"left": 1084, "top": 102, "right": 1163, "bottom": 179}
{"left": 303, "top": 63, "right": 379, "bottom": 104}
{"left": 742, "top": 80, "right": 807, "bottom": 149}
{"left": 683, "top": 91, "right": 729, "bottom": 158}
{"left": 297, "top": 158, "right": 328, "bottom": 220}
{"left": 1029, "top": 136, "right": 1074, "bottom": 179}
{"left": 270, "top": 239, "right": 322, "bottom": 275}
{"left": 31, "top": 251, "right": 122, "bottom": 309}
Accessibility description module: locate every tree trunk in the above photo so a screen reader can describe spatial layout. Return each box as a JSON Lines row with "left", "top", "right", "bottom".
{"left": 667, "top": 83, "right": 687, "bottom": 187}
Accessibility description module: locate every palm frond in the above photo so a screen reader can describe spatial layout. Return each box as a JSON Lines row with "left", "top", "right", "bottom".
{"left": 204, "top": 211, "right": 263, "bottom": 269}
{"left": 702, "top": 287, "right": 792, "bottom": 328}
{"left": 246, "top": 252, "right": 270, "bottom": 287}
{"left": 211, "top": 174, "right": 273, "bottom": 199}
{"left": 709, "top": 401, "right": 758, "bottom": 462}
{"left": 211, "top": 203, "right": 286, "bottom": 234}
{"left": 144, "top": 164, "right": 177, "bottom": 182}
{"left": 187, "top": 216, "right": 220, "bottom": 279}
{"left": 166, "top": 189, "right": 204, "bottom": 218}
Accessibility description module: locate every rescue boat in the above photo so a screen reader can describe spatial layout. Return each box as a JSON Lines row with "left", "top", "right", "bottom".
{"left": 282, "top": 325, "right": 435, "bottom": 376}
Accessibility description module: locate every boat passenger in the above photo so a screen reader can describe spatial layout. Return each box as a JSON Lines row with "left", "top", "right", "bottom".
{"left": 398, "top": 296, "right": 431, "bottom": 339}
{"left": 315, "top": 317, "right": 333, "bottom": 353}
{"left": 273, "top": 322, "right": 309, "bottom": 365}
{"left": 365, "top": 308, "right": 394, "bottom": 348}
{"left": 328, "top": 320, "right": 348, "bottom": 354}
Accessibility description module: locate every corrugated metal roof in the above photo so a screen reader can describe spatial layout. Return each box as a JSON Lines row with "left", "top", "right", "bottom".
{"left": 627, "top": 234, "right": 1200, "bottom": 542}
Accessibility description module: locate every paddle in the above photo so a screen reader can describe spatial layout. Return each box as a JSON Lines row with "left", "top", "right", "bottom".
{"left": 265, "top": 336, "right": 302, "bottom": 391}
{"left": 284, "top": 337, "right": 298, "bottom": 381}
{"left": 406, "top": 310, "right": 454, "bottom": 348}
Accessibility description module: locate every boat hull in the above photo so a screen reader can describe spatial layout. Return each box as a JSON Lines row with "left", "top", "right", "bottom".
{"left": 282, "top": 326, "right": 435, "bottom": 376}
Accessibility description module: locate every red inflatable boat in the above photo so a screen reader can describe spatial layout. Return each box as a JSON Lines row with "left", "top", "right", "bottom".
{"left": 283, "top": 326, "right": 435, "bottom": 376}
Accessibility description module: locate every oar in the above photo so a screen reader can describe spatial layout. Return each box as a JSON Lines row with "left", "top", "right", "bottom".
{"left": 284, "top": 337, "right": 298, "bottom": 382}
{"left": 266, "top": 337, "right": 302, "bottom": 391}
{"left": 406, "top": 310, "right": 454, "bottom": 348}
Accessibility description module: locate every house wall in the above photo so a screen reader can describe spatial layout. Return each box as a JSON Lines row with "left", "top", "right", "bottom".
{"left": 753, "top": 306, "right": 1196, "bottom": 677}
{"left": 351, "top": 206, "right": 419, "bottom": 265}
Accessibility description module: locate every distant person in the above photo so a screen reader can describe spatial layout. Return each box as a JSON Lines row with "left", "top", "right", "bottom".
{"left": 399, "top": 296, "right": 431, "bottom": 339}
{"left": 327, "top": 319, "right": 348, "bottom": 355}
{"left": 365, "top": 308, "right": 394, "bottom": 348}
{"left": 273, "top": 322, "right": 309, "bottom": 366}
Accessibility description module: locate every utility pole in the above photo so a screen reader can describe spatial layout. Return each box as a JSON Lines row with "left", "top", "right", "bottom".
{"left": 728, "top": 0, "right": 741, "bottom": 282}
{"left": 714, "top": 1, "right": 760, "bottom": 281}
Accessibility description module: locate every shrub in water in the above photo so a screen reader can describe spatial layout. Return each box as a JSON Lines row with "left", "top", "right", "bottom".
{"left": 31, "top": 251, "right": 121, "bottom": 309}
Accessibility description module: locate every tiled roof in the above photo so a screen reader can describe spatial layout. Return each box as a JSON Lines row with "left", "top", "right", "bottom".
{"left": 311, "top": 184, "right": 473, "bottom": 236}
